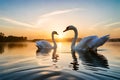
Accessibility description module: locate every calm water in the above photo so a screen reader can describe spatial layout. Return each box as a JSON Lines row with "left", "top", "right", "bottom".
{"left": 0, "top": 42, "right": 120, "bottom": 80}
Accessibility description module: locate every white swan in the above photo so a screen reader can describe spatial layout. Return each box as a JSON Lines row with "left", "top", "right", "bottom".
{"left": 63, "top": 25, "right": 110, "bottom": 53}
{"left": 36, "top": 31, "right": 58, "bottom": 50}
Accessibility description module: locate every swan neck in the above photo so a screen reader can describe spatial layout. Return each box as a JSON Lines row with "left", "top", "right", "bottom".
{"left": 71, "top": 27, "right": 78, "bottom": 50}
{"left": 52, "top": 33, "right": 57, "bottom": 48}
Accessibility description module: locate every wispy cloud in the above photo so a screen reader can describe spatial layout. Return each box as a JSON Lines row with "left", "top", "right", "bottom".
{"left": 0, "top": 17, "right": 33, "bottom": 28}
{"left": 105, "top": 22, "right": 120, "bottom": 27}
{"left": 105, "top": 22, "right": 120, "bottom": 31}
{"left": 88, "top": 19, "right": 120, "bottom": 33}
{"left": 0, "top": 8, "right": 84, "bottom": 28}
{"left": 88, "top": 20, "right": 112, "bottom": 31}
{"left": 35, "top": 8, "right": 84, "bottom": 26}
{"left": 40, "top": 8, "right": 83, "bottom": 18}
{"left": 90, "top": 20, "right": 120, "bottom": 31}
{"left": 91, "top": 19, "right": 112, "bottom": 27}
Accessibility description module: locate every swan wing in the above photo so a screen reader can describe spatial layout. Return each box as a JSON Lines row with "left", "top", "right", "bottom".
{"left": 95, "top": 35, "right": 110, "bottom": 47}
{"left": 36, "top": 40, "right": 52, "bottom": 49}
{"left": 76, "top": 36, "right": 98, "bottom": 50}
{"left": 87, "top": 37, "right": 99, "bottom": 48}
{"left": 87, "top": 35, "right": 109, "bottom": 49}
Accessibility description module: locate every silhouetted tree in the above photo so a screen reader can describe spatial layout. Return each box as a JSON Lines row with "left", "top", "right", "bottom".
{"left": 0, "top": 32, "right": 4, "bottom": 37}
{"left": 0, "top": 32, "right": 5, "bottom": 42}
{"left": 0, "top": 32, "right": 27, "bottom": 42}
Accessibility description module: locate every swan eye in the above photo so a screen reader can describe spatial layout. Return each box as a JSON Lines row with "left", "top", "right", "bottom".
{"left": 66, "top": 27, "right": 69, "bottom": 30}
{"left": 54, "top": 32, "right": 58, "bottom": 35}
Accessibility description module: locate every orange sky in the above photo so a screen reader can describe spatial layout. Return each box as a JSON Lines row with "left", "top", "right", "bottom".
{"left": 0, "top": 0, "right": 120, "bottom": 39}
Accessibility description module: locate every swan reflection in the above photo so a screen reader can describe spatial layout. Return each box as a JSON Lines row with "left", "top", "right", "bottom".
{"left": 36, "top": 47, "right": 59, "bottom": 62}
{"left": 52, "top": 48, "right": 59, "bottom": 62}
{"left": 71, "top": 50, "right": 109, "bottom": 70}
{"left": 70, "top": 61, "right": 79, "bottom": 71}
{"left": 36, "top": 48, "right": 51, "bottom": 56}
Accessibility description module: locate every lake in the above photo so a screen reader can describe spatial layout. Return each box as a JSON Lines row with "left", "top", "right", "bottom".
{"left": 0, "top": 42, "right": 120, "bottom": 80}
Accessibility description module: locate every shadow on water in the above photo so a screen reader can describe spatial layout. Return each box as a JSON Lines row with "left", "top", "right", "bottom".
{"left": 0, "top": 43, "right": 5, "bottom": 54}
{"left": 70, "top": 50, "right": 109, "bottom": 71}
{"left": 0, "top": 42, "right": 28, "bottom": 54}
{"left": 7, "top": 43, "right": 27, "bottom": 49}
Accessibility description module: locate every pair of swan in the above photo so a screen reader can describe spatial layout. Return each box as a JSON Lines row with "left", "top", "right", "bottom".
{"left": 36, "top": 25, "right": 109, "bottom": 53}
{"left": 36, "top": 25, "right": 109, "bottom": 69}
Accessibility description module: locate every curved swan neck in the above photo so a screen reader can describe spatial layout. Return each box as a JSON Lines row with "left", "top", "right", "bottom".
{"left": 71, "top": 27, "right": 78, "bottom": 50}
{"left": 52, "top": 33, "right": 57, "bottom": 48}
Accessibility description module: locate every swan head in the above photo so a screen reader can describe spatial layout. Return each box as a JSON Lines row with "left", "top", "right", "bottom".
{"left": 63, "top": 25, "right": 75, "bottom": 32}
{"left": 52, "top": 31, "right": 59, "bottom": 35}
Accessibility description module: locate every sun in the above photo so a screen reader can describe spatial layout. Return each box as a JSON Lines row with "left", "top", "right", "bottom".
{"left": 58, "top": 34, "right": 63, "bottom": 39}
{"left": 58, "top": 34, "right": 64, "bottom": 39}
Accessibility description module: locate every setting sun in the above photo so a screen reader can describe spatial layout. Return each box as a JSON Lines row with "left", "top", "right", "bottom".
{"left": 0, "top": 0, "right": 120, "bottom": 80}
{"left": 58, "top": 34, "right": 64, "bottom": 39}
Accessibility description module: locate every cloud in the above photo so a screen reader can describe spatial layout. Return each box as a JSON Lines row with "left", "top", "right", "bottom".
{"left": 88, "top": 20, "right": 112, "bottom": 31}
{"left": 104, "top": 22, "right": 120, "bottom": 31}
{"left": 0, "top": 8, "right": 84, "bottom": 28}
{"left": 40, "top": 8, "right": 83, "bottom": 18}
{"left": 91, "top": 19, "right": 112, "bottom": 27}
{"left": 0, "top": 17, "right": 33, "bottom": 28}
{"left": 105, "top": 22, "right": 120, "bottom": 28}
{"left": 88, "top": 20, "right": 120, "bottom": 36}
{"left": 35, "top": 8, "right": 84, "bottom": 26}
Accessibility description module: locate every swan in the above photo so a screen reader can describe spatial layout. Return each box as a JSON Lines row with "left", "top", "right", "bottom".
{"left": 36, "top": 31, "right": 58, "bottom": 50}
{"left": 63, "top": 25, "right": 109, "bottom": 60}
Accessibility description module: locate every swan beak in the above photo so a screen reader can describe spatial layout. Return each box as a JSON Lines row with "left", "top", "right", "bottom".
{"left": 56, "top": 33, "right": 59, "bottom": 35}
{"left": 63, "top": 29, "right": 67, "bottom": 32}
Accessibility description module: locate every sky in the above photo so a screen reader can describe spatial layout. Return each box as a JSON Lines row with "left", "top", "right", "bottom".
{"left": 0, "top": 0, "right": 120, "bottom": 39}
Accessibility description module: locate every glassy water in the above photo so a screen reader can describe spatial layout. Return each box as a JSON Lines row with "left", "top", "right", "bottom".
{"left": 0, "top": 42, "right": 120, "bottom": 80}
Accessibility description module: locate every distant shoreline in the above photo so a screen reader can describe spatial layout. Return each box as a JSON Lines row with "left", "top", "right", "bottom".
{"left": 0, "top": 40, "right": 120, "bottom": 42}
{"left": 30, "top": 38, "right": 120, "bottom": 42}
{"left": 0, "top": 32, "right": 120, "bottom": 42}
{"left": 0, "top": 38, "right": 120, "bottom": 42}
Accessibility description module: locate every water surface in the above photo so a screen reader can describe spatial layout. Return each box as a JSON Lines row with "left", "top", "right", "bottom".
{"left": 0, "top": 42, "right": 120, "bottom": 80}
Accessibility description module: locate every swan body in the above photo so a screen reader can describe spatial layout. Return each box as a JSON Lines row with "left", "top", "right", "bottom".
{"left": 36, "top": 40, "right": 52, "bottom": 49}
{"left": 75, "top": 36, "right": 98, "bottom": 51}
{"left": 63, "top": 25, "right": 110, "bottom": 52}
{"left": 36, "top": 31, "right": 58, "bottom": 50}
{"left": 76, "top": 35, "right": 109, "bottom": 51}
{"left": 87, "top": 35, "right": 109, "bottom": 49}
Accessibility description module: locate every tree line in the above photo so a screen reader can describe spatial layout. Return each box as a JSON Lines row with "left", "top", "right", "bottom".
{"left": 0, "top": 32, "right": 27, "bottom": 42}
